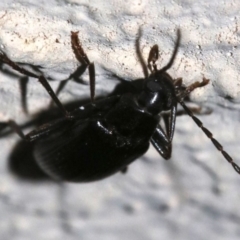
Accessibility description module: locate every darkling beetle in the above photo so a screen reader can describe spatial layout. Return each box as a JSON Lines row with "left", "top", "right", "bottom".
{"left": 0, "top": 29, "right": 239, "bottom": 182}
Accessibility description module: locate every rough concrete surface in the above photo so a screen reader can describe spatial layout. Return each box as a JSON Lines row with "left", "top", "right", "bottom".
{"left": 0, "top": 1, "right": 240, "bottom": 240}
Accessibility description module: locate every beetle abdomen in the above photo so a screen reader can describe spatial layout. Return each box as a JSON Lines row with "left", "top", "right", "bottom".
{"left": 34, "top": 119, "right": 149, "bottom": 182}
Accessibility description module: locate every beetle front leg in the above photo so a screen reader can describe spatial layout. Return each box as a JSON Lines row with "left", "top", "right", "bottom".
{"left": 150, "top": 123, "right": 172, "bottom": 160}
{"left": 168, "top": 104, "right": 177, "bottom": 142}
{"left": 176, "top": 77, "right": 210, "bottom": 100}
{"left": 151, "top": 104, "right": 177, "bottom": 160}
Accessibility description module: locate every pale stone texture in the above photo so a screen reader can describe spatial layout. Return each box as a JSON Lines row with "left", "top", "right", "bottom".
{"left": 0, "top": 1, "right": 239, "bottom": 240}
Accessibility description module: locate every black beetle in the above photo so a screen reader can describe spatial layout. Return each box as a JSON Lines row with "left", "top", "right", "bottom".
{"left": 0, "top": 29, "right": 239, "bottom": 182}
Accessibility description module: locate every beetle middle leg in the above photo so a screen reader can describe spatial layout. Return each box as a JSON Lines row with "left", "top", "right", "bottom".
{"left": 50, "top": 31, "right": 96, "bottom": 103}
{"left": 48, "top": 31, "right": 96, "bottom": 107}
{"left": 71, "top": 31, "right": 96, "bottom": 102}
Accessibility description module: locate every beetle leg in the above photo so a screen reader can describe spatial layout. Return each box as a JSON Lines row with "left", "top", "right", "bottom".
{"left": 19, "top": 76, "right": 29, "bottom": 114}
{"left": 168, "top": 103, "right": 177, "bottom": 142}
{"left": 49, "top": 64, "right": 88, "bottom": 107}
{"left": 0, "top": 119, "right": 45, "bottom": 142}
{"left": 150, "top": 122, "right": 172, "bottom": 160}
{"left": 0, "top": 52, "right": 70, "bottom": 118}
{"left": 50, "top": 31, "right": 96, "bottom": 107}
{"left": 177, "top": 77, "right": 210, "bottom": 100}
{"left": 50, "top": 32, "right": 96, "bottom": 104}
{"left": 0, "top": 52, "right": 39, "bottom": 79}
{"left": 176, "top": 105, "right": 212, "bottom": 116}
{"left": 2, "top": 119, "right": 45, "bottom": 142}
{"left": 48, "top": 59, "right": 92, "bottom": 108}
{"left": 39, "top": 76, "right": 70, "bottom": 118}
{"left": 88, "top": 63, "right": 95, "bottom": 103}
{"left": 71, "top": 31, "right": 96, "bottom": 103}
{"left": 4, "top": 120, "right": 28, "bottom": 140}
{"left": 151, "top": 102, "right": 177, "bottom": 160}
{"left": 173, "top": 77, "right": 183, "bottom": 87}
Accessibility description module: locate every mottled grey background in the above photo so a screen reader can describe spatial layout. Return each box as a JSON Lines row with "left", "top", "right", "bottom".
{"left": 0, "top": 1, "right": 240, "bottom": 240}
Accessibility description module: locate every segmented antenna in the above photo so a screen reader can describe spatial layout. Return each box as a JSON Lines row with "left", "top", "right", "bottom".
{"left": 159, "top": 29, "right": 181, "bottom": 73}
{"left": 180, "top": 101, "right": 240, "bottom": 174}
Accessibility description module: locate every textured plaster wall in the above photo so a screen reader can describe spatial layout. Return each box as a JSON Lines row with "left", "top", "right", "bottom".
{"left": 0, "top": 1, "right": 240, "bottom": 240}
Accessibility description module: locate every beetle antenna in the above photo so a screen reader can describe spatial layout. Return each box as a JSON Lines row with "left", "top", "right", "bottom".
{"left": 135, "top": 28, "right": 149, "bottom": 78}
{"left": 179, "top": 100, "right": 240, "bottom": 175}
{"left": 159, "top": 29, "right": 181, "bottom": 73}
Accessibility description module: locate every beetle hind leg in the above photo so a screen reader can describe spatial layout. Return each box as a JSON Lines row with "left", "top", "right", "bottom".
{"left": 0, "top": 120, "right": 28, "bottom": 141}
{"left": 0, "top": 52, "right": 70, "bottom": 118}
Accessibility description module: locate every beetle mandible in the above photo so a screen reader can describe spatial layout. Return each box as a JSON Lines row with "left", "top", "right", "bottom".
{"left": 0, "top": 29, "right": 239, "bottom": 182}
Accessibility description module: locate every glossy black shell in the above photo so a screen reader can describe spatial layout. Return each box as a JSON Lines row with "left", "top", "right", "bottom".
{"left": 27, "top": 94, "right": 159, "bottom": 182}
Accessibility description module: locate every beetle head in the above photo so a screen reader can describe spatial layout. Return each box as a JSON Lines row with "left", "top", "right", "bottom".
{"left": 137, "top": 72, "right": 176, "bottom": 115}
{"left": 136, "top": 29, "right": 181, "bottom": 115}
